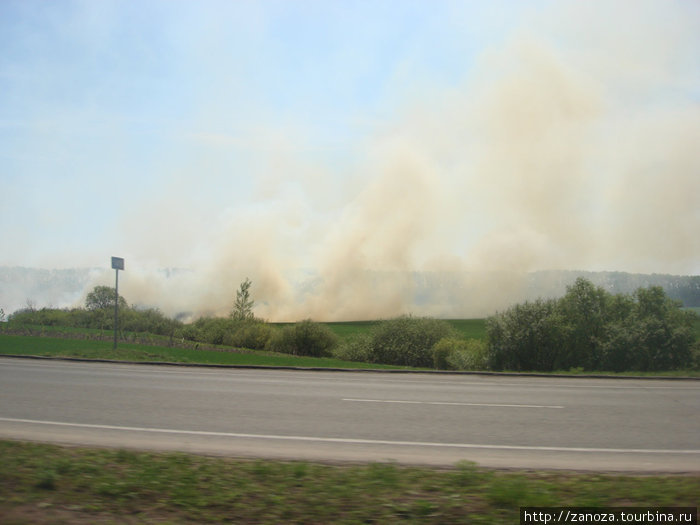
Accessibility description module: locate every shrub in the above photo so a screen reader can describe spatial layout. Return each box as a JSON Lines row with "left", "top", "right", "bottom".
{"left": 120, "top": 307, "right": 181, "bottom": 336}
{"left": 431, "top": 337, "right": 455, "bottom": 370}
{"left": 180, "top": 324, "right": 201, "bottom": 342}
{"left": 266, "top": 320, "right": 338, "bottom": 357}
{"left": 227, "top": 320, "right": 272, "bottom": 350}
{"left": 365, "top": 316, "right": 453, "bottom": 368}
{"left": 449, "top": 339, "right": 488, "bottom": 371}
{"left": 333, "top": 333, "right": 373, "bottom": 363}
{"left": 191, "top": 317, "right": 237, "bottom": 346}
{"left": 432, "top": 338, "right": 488, "bottom": 370}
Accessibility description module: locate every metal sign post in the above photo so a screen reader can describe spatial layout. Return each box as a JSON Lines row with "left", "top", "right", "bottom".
{"left": 111, "top": 257, "right": 124, "bottom": 349}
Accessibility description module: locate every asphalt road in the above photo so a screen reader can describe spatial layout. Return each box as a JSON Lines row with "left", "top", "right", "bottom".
{"left": 1, "top": 357, "right": 698, "bottom": 471}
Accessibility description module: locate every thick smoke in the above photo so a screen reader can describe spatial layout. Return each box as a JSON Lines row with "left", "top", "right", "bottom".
{"left": 82, "top": 1, "right": 698, "bottom": 321}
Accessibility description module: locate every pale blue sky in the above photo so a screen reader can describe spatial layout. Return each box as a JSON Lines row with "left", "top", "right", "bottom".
{"left": 1, "top": 0, "right": 698, "bottom": 291}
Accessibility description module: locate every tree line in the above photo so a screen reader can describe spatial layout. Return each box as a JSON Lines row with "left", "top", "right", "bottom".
{"left": 5, "top": 278, "right": 698, "bottom": 372}
{"left": 487, "top": 278, "right": 698, "bottom": 372}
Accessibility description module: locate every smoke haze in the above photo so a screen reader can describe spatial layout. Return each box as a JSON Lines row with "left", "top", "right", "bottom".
{"left": 1, "top": 1, "right": 698, "bottom": 320}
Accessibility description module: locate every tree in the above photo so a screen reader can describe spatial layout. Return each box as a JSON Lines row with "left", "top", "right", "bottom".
{"left": 85, "top": 285, "right": 128, "bottom": 311}
{"left": 231, "top": 278, "right": 254, "bottom": 321}
{"left": 487, "top": 299, "right": 565, "bottom": 371}
{"left": 627, "top": 287, "right": 695, "bottom": 371}
{"left": 558, "top": 277, "right": 610, "bottom": 370}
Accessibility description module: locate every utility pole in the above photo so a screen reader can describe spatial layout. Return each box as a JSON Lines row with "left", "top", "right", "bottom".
{"left": 111, "top": 257, "right": 125, "bottom": 349}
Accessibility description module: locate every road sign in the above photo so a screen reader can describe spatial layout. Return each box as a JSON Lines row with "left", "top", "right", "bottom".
{"left": 111, "top": 256, "right": 124, "bottom": 349}
{"left": 111, "top": 257, "right": 124, "bottom": 270}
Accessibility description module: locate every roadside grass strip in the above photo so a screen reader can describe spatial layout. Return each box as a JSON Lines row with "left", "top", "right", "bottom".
{"left": 0, "top": 334, "right": 407, "bottom": 370}
{"left": 0, "top": 440, "right": 698, "bottom": 524}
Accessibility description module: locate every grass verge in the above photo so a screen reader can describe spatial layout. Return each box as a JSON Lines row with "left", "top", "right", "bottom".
{"left": 0, "top": 334, "right": 409, "bottom": 370}
{"left": 0, "top": 440, "right": 697, "bottom": 524}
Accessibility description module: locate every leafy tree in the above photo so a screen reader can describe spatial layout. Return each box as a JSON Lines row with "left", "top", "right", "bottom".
{"left": 558, "top": 278, "right": 610, "bottom": 370}
{"left": 487, "top": 299, "right": 565, "bottom": 371}
{"left": 231, "top": 278, "right": 254, "bottom": 321}
{"left": 86, "top": 286, "right": 128, "bottom": 311}
{"left": 627, "top": 287, "right": 695, "bottom": 371}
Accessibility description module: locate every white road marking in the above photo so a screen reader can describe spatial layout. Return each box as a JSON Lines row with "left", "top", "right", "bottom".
{"left": 1, "top": 417, "right": 698, "bottom": 455}
{"left": 342, "top": 398, "right": 564, "bottom": 409}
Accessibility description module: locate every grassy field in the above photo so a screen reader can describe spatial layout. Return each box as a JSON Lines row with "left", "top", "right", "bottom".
{"left": 1, "top": 440, "right": 697, "bottom": 524}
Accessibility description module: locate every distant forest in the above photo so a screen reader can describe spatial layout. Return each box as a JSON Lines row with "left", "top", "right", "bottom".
{"left": 525, "top": 270, "right": 700, "bottom": 307}
{"left": 1, "top": 266, "right": 699, "bottom": 316}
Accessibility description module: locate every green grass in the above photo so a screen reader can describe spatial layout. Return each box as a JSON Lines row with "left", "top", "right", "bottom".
{"left": 322, "top": 320, "right": 382, "bottom": 341}
{"left": 0, "top": 440, "right": 697, "bottom": 524}
{"left": 0, "top": 334, "right": 408, "bottom": 369}
{"left": 446, "top": 319, "right": 488, "bottom": 340}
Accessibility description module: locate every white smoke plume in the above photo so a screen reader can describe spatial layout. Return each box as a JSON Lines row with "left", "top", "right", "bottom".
{"left": 64, "top": 1, "right": 700, "bottom": 320}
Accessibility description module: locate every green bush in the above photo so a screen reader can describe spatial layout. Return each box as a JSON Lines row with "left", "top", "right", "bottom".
{"left": 365, "top": 316, "right": 453, "bottom": 368}
{"left": 180, "top": 323, "right": 201, "bottom": 342}
{"left": 431, "top": 337, "right": 454, "bottom": 370}
{"left": 333, "top": 333, "right": 373, "bottom": 363}
{"left": 431, "top": 338, "right": 488, "bottom": 370}
{"left": 11, "top": 307, "right": 109, "bottom": 330}
{"left": 10, "top": 307, "right": 71, "bottom": 327}
{"left": 266, "top": 320, "right": 338, "bottom": 357}
{"left": 227, "top": 320, "right": 272, "bottom": 350}
{"left": 190, "top": 317, "right": 237, "bottom": 346}
{"left": 120, "top": 307, "right": 181, "bottom": 336}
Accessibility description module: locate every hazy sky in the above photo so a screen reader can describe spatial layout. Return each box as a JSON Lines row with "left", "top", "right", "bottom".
{"left": 1, "top": 0, "right": 699, "bottom": 319}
